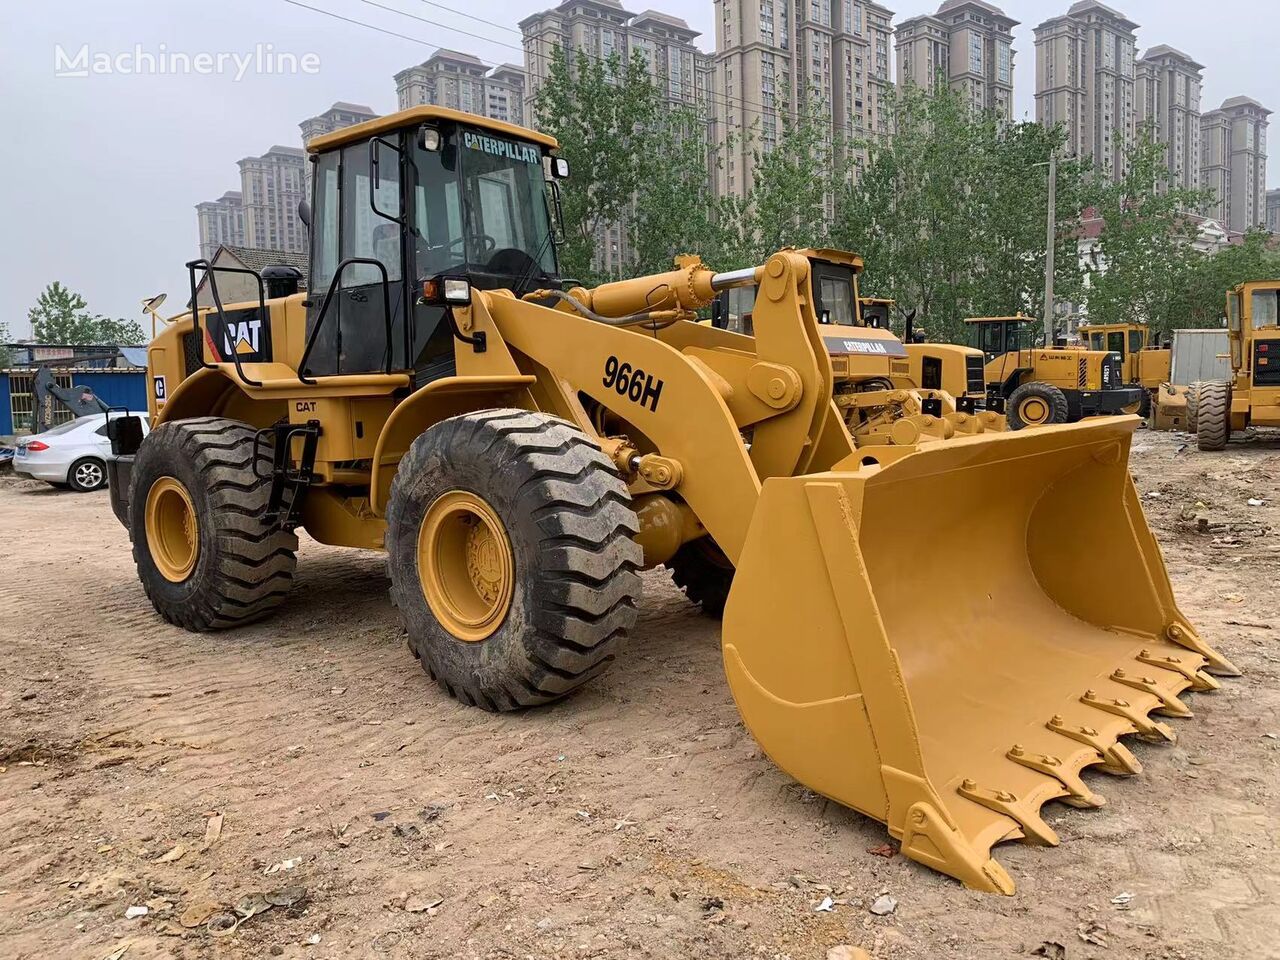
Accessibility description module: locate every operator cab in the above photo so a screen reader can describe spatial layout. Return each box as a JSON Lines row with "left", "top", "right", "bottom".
{"left": 711, "top": 252, "right": 864, "bottom": 336}
{"left": 1230, "top": 281, "right": 1280, "bottom": 384}
{"left": 302, "top": 106, "right": 568, "bottom": 381}
{"left": 964, "top": 315, "right": 1037, "bottom": 361}
{"left": 1081, "top": 323, "right": 1146, "bottom": 359}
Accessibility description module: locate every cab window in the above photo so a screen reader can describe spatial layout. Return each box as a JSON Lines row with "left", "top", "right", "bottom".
{"left": 1089, "top": 332, "right": 1104, "bottom": 350}
{"left": 1107, "top": 331, "right": 1124, "bottom": 356}
{"left": 1129, "top": 330, "right": 1143, "bottom": 353}
{"left": 976, "top": 322, "right": 1007, "bottom": 356}
{"left": 1228, "top": 293, "right": 1241, "bottom": 331}
{"left": 1250, "top": 290, "right": 1278, "bottom": 328}
{"left": 817, "top": 277, "right": 856, "bottom": 325}
{"left": 342, "top": 140, "right": 403, "bottom": 285}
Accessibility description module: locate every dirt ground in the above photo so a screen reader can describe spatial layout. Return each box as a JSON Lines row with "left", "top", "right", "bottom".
{"left": 1, "top": 428, "right": 1278, "bottom": 960}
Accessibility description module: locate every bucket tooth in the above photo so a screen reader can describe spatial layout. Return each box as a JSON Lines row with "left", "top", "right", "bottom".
{"left": 1165, "top": 623, "right": 1240, "bottom": 677}
{"left": 957, "top": 779, "right": 1060, "bottom": 846}
{"left": 1080, "top": 690, "right": 1176, "bottom": 743}
{"left": 1110, "top": 669, "right": 1193, "bottom": 718}
{"left": 1046, "top": 716, "right": 1143, "bottom": 775}
{"left": 1007, "top": 745, "right": 1105, "bottom": 809}
{"left": 1137, "top": 649, "right": 1220, "bottom": 692}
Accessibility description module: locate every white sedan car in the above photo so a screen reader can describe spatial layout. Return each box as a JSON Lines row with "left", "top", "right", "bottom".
{"left": 13, "top": 414, "right": 150, "bottom": 493}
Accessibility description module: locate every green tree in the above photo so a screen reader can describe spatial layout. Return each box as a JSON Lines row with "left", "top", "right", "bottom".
{"left": 833, "top": 82, "right": 1087, "bottom": 344}
{"left": 630, "top": 106, "right": 726, "bottom": 274}
{"left": 733, "top": 97, "right": 834, "bottom": 263}
{"left": 534, "top": 48, "right": 661, "bottom": 282}
{"left": 1175, "top": 228, "right": 1280, "bottom": 328}
{"left": 0, "top": 321, "right": 11, "bottom": 367}
{"left": 26, "top": 281, "right": 143, "bottom": 344}
{"left": 1081, "top": 130, "right": 1212, "bottom": 334}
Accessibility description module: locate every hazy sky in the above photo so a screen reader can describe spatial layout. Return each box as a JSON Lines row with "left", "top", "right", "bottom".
{"left": 0, "top": 0, "right": 1272, "bottom": 337}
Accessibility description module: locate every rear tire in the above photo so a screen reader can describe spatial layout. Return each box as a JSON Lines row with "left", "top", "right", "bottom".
{"left": 130, "top": 417, "right": 298, "bottom": 631}
{"left": 1196, "top": 380, "right": 1231, "bottom": 451}
{"left": 1186, "top": 381, "right": 1202, "bottom": 434}
{"left": 669, "top": 538, "right": 734, "bottom": 619}
{"left": 68, "top": 457, "right": 107, "bottom": 492}
{"left": 1007, "top": 382, "right": 1069, "bottom": 431}
{"left": 386, "top": 410, "right": 642, "bottom": 710}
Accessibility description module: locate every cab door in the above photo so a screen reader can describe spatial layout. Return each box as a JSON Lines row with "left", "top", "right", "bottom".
{"left": 304, "top": 136, "right": 410, "bottom": 377}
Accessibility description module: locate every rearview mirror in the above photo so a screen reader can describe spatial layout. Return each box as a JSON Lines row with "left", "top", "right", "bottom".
{"left": 297, "top": 199, "right": 312, "bottom": 229}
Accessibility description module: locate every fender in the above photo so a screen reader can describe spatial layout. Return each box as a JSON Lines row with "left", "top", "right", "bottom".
{"left": 152, "top": 367, "right": 286, "bottom": 429}
{"left": 369, "top": 374, "right": 537, "bottom": 514}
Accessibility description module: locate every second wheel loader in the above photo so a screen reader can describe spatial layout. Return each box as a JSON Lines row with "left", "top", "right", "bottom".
{"left": 107, "top": 105, "right": 1235, "bottom": 895}
{"left": 964, "top": 315, "right": 1144, "bottom": 429}
{"left": 1190, "top": 280, "right": 1280, "bottom": 449}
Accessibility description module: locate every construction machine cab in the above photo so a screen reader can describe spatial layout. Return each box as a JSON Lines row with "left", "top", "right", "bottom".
{"left": 964, "top": 314, "right": 1038, "bottom": 362}
{"left": 300, "top": 107, "right": 567, "bottom": 380}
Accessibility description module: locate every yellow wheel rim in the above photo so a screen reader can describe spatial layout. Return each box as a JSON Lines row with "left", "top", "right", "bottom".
{"left": 418, "top": 490, "right": 514, "bottom": 642}
{"left": 145, "top": 476, "right": 199, "bottom": 583}
{"left": 1020, "top": 396, "right": 1051, "bottom": 425}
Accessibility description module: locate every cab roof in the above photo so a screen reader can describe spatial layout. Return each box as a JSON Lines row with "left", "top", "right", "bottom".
{"left": 306, "top": 105, "right": 559, "bottom": 154}
{"left": 963, "top": 314, "right": 1034, "bottom": 324}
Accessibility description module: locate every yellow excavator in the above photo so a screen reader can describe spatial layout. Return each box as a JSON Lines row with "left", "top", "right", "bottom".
{"left": 106, "top": 106, "right": 1235, "bottom": 894}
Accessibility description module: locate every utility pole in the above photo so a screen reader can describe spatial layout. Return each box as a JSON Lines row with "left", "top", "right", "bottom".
{"left": 1043, "top": 150, "right": 1057, "bottom": 345}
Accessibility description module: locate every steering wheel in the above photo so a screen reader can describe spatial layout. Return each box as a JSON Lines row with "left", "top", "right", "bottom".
{"left": 485, "top": 247, "right": 544, "bottom": 280}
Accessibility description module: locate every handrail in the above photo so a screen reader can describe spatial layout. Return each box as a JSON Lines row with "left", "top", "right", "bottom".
{"left": 184, "top": 259, "right": 267, "bottom": 388}
{"left": 298, "top": 257, "right": 394, "bottom": 386}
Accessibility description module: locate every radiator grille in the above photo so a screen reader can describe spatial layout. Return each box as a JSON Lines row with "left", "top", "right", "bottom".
{"left": 965, "top": 355, "right": 985, "bottom": 394}
{"left": 182, "top": 332, "right": 203, "bottom": 378}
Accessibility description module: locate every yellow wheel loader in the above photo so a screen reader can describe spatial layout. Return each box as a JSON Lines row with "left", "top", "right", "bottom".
{"left": 711, "top": 289, "right": 1003, "bottom": 444}
{"left": 106, "top": 106, "right": 1237, "bottom": 894}
{"left": 1191, "top": 281, "right": 1280, "bottom": 450}
{"left": 1078, "top": 321, "right": 1172, "bottom": 418}
{"left": 963, "top": 315, "right": 1143, "bottom": 429}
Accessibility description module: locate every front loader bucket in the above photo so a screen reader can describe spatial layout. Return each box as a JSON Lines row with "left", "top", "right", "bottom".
{"left": 721, "top": 417, "right": 1236, "bottom": 894}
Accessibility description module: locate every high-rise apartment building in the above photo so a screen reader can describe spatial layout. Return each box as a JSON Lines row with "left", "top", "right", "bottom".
{"left": 395, "top": 50, "right": 528, "bottom": 127}
{"left": 1201, "top": 96, "right": 1271, "bottom": 232}
{"left": 237, "top": 146, "right": 308, "bottom": 255}
{"left": 714, "top": 0, "right": 894, "bottom": 200}
{"left": 299, "top": 102, "right": 378, "bottom": 144}
{"left": 1034, "top": 1, "right": 1139, "bottom": 181}
{"left": 519, "top": 0, "right": 713, "bottom": 273}
{"left": 195, "top": 191, "right": 246, "bottom": 261}
{"left": 1135, "top": 46, "right": 1203, "bottom": 193}
{"left": 1267, "top": 188, "right": 1280, "bottom": 234}
{"left": 895, "top": 0, "right": 1016, "bottom": 119}
{"left": 520, "top": 2, "right": 711, "bottom": 113}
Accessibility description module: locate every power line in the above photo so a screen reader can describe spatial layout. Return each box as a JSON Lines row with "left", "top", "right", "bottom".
{"left": 410, "top": 0, "right": 522, "bottom": 37}
{"left": 282, "top": 0, "right": 835, "bottom": 128}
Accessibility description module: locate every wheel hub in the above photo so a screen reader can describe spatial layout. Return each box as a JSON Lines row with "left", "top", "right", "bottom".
{"left": 1020, "top": 397, "right": 1049, "bottom": 424}
{"left": 418, "top": 490, "right": 514, "bottom": 642}
{"left": 145, "top": 476, "right": 199, "bottom": 583}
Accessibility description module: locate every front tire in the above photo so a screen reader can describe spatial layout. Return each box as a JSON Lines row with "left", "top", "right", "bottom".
{"left": 1007, "top": 382, "right": 1069, "bottom": 430}
{"left": 1186, "top": 381, "right": 1202, "bottom": 433}
{"left": 68, "top": 457, "right": 107, "bottom": 492}
{"left": 129, "top": 417, "right": 298, "bottom": 631}
{"left": 386, "top": 410, "right": 642, "bottom": 711}
{"left": 1196, "top": 380, "right": 1231, "bottom": 451}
